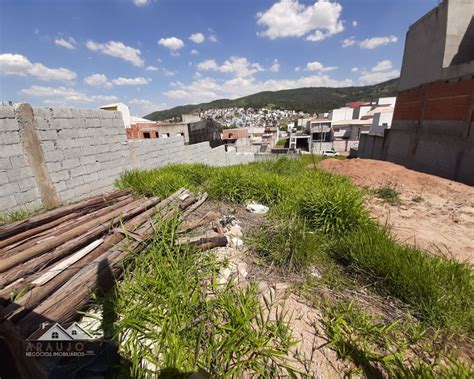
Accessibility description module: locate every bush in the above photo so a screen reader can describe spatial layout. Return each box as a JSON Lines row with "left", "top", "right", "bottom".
{"left": 375, "top": 185, "right": 401, "bottom": 205}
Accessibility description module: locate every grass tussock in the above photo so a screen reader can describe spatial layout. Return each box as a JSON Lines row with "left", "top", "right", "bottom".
{"left": 110, "top": 217, "right": 297, "bottom": 378}
{"left": 321, "top": 301, "right": 474, "bottom": 378}
{"left": 375, "top": 185, "right": 401, "bottom": 205}
{"left": 116, "top": 157, "right": 473, "bottom": 333}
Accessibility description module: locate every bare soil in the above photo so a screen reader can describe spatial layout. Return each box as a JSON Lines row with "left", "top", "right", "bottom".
{"left": 318, "top": 158, "right": 474, "bottom": 264}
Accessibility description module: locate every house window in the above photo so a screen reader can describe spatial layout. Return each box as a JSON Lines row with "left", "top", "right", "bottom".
{"left": 71, "top": 330, "right": 77, "bottom": 336}
{"left": 162, "top": 133, "right": 169, "bottom": 138}
{"left": 155, "top": 132, "right": 159, "bottom": 138}
{"left": 357, "top": 128, "right": 361, "bottom": 139}
{"left": 382, "top": 123, "right": 388, "bottom": 127}
{"left": 143, "top": 132, "right": 151, "bottom": 139}
{"left": 51, "top": 332, "right": 59, "bottom": 339}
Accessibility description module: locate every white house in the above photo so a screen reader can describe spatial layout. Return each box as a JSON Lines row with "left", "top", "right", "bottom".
{"left": 100, "top": 102, "right": 131, "bottom": 129}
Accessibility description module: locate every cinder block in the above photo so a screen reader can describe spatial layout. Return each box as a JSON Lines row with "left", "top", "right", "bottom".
{"left": 32, "top": 107, "right": 53, "bottom": 118}
{"left": 17, "top": 177, "right": 37, "bottom": 192}
{"left": 45, "top": 150, "right": 64, "bottom": 162}
{"left": 63, "top": 147, "right": 83, "bottom": 159}
{"left": 34, "top": 117, "right": 53, "bottom": 130}
{"left": 0, "top": 105, "right": 15, "bottom": 118}
{"left": 50, "top": 170, "right": 70, "bottom": 182}
{"left": 0, "top": 195, "right": 17, "bottom": 211}
{"left": 40, "top": 140, "right": 56, "bottom": 152}
{"left": 15, "top": 189, "right": 39, "bottom": 204}
{"left": 1, "top": 131, "right": 20, "bottom": 145}
{"left": 1, "top": 118, "right": 19, "bottom": 132}
{"left": 51, "top": 108, "right": 73, "bottom": 119}
{"left": 38, "top": 129, "right": 58, "bottom": 141}
{"left": 54, "top": 181, "right": 67, "bottom": 192}
{"left": 68, "top": 176, "right": 84, "bottom": 188}
{"left": 7, "top": 167, "right": 33, "bottom": 181}
{"left": 62, "top": 158, "right": 80, "bottom": 170}
{"left": 82, "top": 172, "right": 98, "bottom": 184}
{"left": 0, "top": 158, "right": 12, "bottom": 171}
{"left": 0, "top": 182, "right": 20, "bottom": 196}
{"left": 45, "top": 161, "right": 62, "bottom": 173}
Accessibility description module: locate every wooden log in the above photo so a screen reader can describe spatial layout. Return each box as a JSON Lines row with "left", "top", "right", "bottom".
{"left": 180, "top": 192, "right": 208, "bottom": 220}
{"left": 0, "top": 212, "right": 80, "bottom": 250}
{"left": 0, "top": 196, "right": 135, "bottom": 257}
{"left": 0, "top": 192, "right": 186, "bottom": 290}
{"left": 15, "top": 189, "right": 192, "bottom": 335}
{"left": 0, "top": 197, "right": 160, "bottom": 273}
{"left": 1, "top": 190, "right": 188, "bottom": 312}
{"left": 0, "top": 189, "right": 131, "bottom": 240}
{"left": 176, "top": 234, "right": 228, "bottom": 249}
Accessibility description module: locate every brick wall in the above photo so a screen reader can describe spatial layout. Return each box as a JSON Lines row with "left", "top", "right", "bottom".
{"left": 0, "top": 104, "right": 257, "bottom": 213}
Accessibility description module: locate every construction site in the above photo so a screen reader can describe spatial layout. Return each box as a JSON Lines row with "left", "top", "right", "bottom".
{"left": 1, "top": 0, "right": 473, "bottom": 378}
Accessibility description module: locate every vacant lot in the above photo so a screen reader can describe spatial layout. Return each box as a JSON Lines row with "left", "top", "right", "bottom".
{"left": 318, "top": 158, "right": 474, "bottom": 263}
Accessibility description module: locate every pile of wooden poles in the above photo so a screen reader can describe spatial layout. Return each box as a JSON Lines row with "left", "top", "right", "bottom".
{"left": 0, "top": 188, "right": 206, "bottom": 337}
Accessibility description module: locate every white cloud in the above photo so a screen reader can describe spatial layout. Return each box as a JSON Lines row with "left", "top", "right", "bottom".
{"left": 351, "top": 67, "right": 358, "bottom": 72}
{"left": 359, "top": 60, "right": 399, "bottom": 84}
{"left": 84, "top": 73, "right": 109, "bottom": 87}
{"left": 84, "top": 73, "right": 150, "bottom": 87}
{"left": 189, "top": 33, "right": 205, "bottom": 44}
{"left": 158, "top": 37, "right": 184, "bottom": 51}
{"left": 341, "top": 37, "right": 356, "bottom": 47}
{"left": 352, "top": 20, "right": 358, "bottom": 27}
{"left": 372, "top": 60, "right": 393, "bottom": 72}
{"left": 360, "top": 35, "right": 398, "bottom": 49}
{"left": 197, "top": 56, "right": 264, "bottom": 78}
{"left": 21, "top": 85, "right": 118, "bottom": 104}
{"left": 305, "top": 61, "right": 337, "bottom": 72}
{"left": 111, "top": 76, "right": 151, "bottom": 86}
{"left": 146, "top": 65, "right": 158, "bottom": 71}
{"left": 86, "top": 40, "right": 144, "bottom": 67}
{"left": 133, "top": 0, "right": 151, "bottom": 6}
{"left": 55, "top": 37, "right": 76, "bottom": 49}
{"left": 197, "top": 59, "right": 218, "bottom": 71}
{"left": 257, "top": 0, "right": 344, "bottom": 42}
{"left": 269, "top": 59, "right": 280, "bottom": 73}
{"left": 208, "top": 34, "right": 217, "bottom": 42}
{"left": 129, "top": 98, "right": 167, "bottom": 114}
{"left": 342, "top": 35, "right": 398, "bottom": 49}
{"left": 294, "top": 66, "right": 301, "bottom": 72}
{"left": 190, "top": 49, "right": 199, "bottom": 55}
{"left": 164, "top": 73, "right": 352, "bottom": 103}
{"left": 162, "top": 68, "right": 176, "bottom": 77}
{"left": 0, "top": 53, "right": 76, "bottom": 81}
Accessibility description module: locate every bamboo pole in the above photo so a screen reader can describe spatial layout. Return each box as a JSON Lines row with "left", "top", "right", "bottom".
{"left": 15, "top": 189, "right": 192, "bottom": 335}
{"left": 0, "top": 189, "right": 131, "bottom": 240}
{"left": 0, "top": 197, "right": 160, "bottom": 273}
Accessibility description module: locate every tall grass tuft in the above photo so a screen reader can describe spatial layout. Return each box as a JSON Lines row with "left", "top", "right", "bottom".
{"left": 333, "top": 224, "right": 474, "bottom": 331}
{"left": 111, "top": 216, "right": 297, "bottom": 377}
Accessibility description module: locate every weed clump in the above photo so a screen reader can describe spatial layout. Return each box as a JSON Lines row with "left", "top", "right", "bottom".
{"left": 375, "top": 185, "right": 401, "bottom": 205}
{"left": 248, "top": 215, "right": 326, "bottom": 270}
{"left": 111, "top": 217, "right": 297, "bottom": 377}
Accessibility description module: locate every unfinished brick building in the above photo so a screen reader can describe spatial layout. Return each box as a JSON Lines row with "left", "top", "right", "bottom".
{"left": 383, "top": 0, "right": 474, "bottom": 185}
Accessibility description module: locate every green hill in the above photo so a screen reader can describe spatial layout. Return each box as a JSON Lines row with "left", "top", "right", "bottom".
{"left": 144, "top": 78, "right": 399, "bottom": 121}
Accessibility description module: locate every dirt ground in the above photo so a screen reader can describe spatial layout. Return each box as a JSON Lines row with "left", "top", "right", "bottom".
{"left": 318, "top": 159, "right": 474, "bottom": 264}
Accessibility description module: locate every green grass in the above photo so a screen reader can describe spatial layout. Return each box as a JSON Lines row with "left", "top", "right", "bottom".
{"left": 321, "top": 301, "right": 474, "bottom": 378}
{"left": 375, "top": 185, "right": 401, "bottom": 205}
{"left": 104, "top": 217, "right": 297, "bottom": 377}
{"left": 0, "top": 206, "right": 46, "bottom": 224}
{"left": 116, "top": 158, "right": 473, "bottom": 333}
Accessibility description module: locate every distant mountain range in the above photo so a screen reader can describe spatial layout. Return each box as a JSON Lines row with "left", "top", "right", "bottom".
{"left": 144, "top": 78, "right": 399, "bottom": 121}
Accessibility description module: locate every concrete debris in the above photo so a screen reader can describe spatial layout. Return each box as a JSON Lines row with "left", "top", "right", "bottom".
{"left": 246, "top": 202, "right": 269, "bottom": 214}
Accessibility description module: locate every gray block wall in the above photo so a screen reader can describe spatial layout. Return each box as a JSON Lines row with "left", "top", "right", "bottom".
{"left": 0, "top": 105, "right": 43, "bottom": 212}
{"left": 0, "top": 104, "right": 257, "bottom": 213}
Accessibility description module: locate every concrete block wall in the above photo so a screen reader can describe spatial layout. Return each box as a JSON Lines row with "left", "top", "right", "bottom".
{"left": 0, "top": 104, "right": 257, "bottom": 213}
{"left": 0, "top": 105, "right": 43, "bottom": 212}
{"left": 33, "top": 107, "right": 131, "bottom": 203}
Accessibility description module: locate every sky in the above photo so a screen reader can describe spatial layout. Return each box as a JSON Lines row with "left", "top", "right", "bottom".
{"left": 0, "top": 0, "right": 439, "bottom": 116}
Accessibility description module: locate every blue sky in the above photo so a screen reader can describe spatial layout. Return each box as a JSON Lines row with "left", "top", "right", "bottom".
{"left": 1, "top": 0, "right": 438, "bottom": 116}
